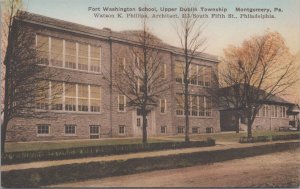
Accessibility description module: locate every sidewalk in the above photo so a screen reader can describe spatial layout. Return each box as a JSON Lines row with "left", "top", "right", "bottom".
{"left": 2, "top": 139, "right": 299, "bottom": 172}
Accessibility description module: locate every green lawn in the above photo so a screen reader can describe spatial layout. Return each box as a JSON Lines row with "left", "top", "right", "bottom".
{"left": 5, "top": 131, "right": 300, "bottom": 153}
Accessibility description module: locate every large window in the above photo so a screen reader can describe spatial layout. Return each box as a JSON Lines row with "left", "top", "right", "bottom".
{"left": 65, "top": 124, "right": 76, "bottom": 135}
{"left": 51, "top": 37, "right": 63, "bottom": 67}
{"left": 90, "top": 125, "right": 100, "bottom": 139}
{"left": 118, "top": 95, "right": 126, "bottom": 112}
{"left": 36, "top": 35, "right": 101, "bottom": 73}
{"left": 78, "top": 84, "right": 88, "bottom": 112}
{"left": 36, "top": 35, "right": 49, "bottom": 65}
{"left": 178, "top": 126, "right": 184, "bottom": 134}
{"left": 65, "top": 40, "right": 76, "bottom": 69}
{"left": 37, "top": 124, "right": 50, "bottom": 135}
{"left": 65, "top": 83, "right": 76, "bottom": 111}
{"left": 174, "top": 62, "right": 212, "bottom": 87}
{"left": 90, "top": 85, "right": 101, "bottom": 112}
{"left": 175, "top": 94, "right": 212, "bottom": 117}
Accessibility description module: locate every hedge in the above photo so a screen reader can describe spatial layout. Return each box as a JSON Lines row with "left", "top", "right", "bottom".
{"left": 2, "top": 141, "right": 299, "bottom": 188}
{"left": 1, "top": 138, "right": 215, "bottom": 165}
{"left": 240, "top": 133, "right": 300, "bottom": 143}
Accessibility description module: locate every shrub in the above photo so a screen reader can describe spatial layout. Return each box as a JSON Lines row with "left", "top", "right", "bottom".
{"left": 272, "top": 134, "right": 300, "bottom": 141}
{"left": 2, "top": 138, "right": 215, "bottom": 165}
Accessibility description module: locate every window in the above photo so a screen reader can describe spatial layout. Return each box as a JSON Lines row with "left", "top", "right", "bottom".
{"left": 90, "top": 85, "right": 101, "bottom": 112}
{"left": 199, "top": 96, "right": 205, "bottom": 116}
{"left": 204, "top": 67, "right": 211, "bottom": 87}
{"left": 119, "top": 125, "right": 125, "bottom": 135}
{"left": 175, "top": 62, "right": 183, "bottom": 83}
{"left": 205, "top": 96, "right": 212, "bottom": 117}
{"left": 35, "top": 80, "right": 49, "bottom": 110}
{"left": 78, "top": 84, "right": 88, "bottom": 112}
{"left": 90, "top": 125, "right": 100, "bottom": 139}
{"left": 275, "top": 106, "right": 278, "bottom": 117}
{"left": 65, "top": 124, "right": 76, "bottom": 135}
{"left": 65, "top": 83, "right": 76, "bottom": 111}
{"left": 190, "top": 64, "right": 197, "bottom": 85}
{"left": 161, "top": 126, "right": 167, "bottom": 134}
{"left": 283, "top": 107, "right": 287, "bottom": 118}
{"left": 37, "top": 124, "right": 50, "bottom": 135}
{"left": 137, "top": 118, "right": 141, "bottom": 127}
{"left": 192, "top": 127, "right": 199, "bottom": 134}
{"left": 51, "top": 81, "right": 63, "bottom": 110}
{"left": 175, "top": 94, "right": 184, "bottom": 115}
{"left": 118, "top": 57, "right": 126, "bottom": 75}
{"left": 178, "top": 126, "right": 184, "bottom": 134}
{"left": 90, "top": 45, "right": 101, "bottom": 72}
{"left": 78, "top": 43, "right": 88, "bottom": 71}
{"left": 51, "top": 37, "right": 63, "bottom": 67}
{"left": 36, "top": 35, "right": 49, "bottom": 65}
{"left": 161, "top": 63, "right": 166, "bottom": 79}
{"left": 65, "top": 40, "right": 76, "bottom": 69}
{"left": 191, "top": 95, "right": 198, "bottom": 116}
{"left": 160, "top": 99, "right": 166, "bottom": 113}
{"left": 197, "top": 66, "right": 204, "bottom": 86}
{"left": 118, "top": 95, "right": 126, "bottom": 112}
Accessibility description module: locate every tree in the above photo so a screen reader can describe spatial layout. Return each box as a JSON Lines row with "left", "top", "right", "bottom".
{"left": 219, "top": 31, "right": 299, "bottom": 138}
{"left": 110, "top": 19, "right": 170, "bottom": 144}
{"left": 1, "top": 3, "right": 61, "bottom": 152}
{"left": 173, "top": 5, "right": 207, "bottom": 142}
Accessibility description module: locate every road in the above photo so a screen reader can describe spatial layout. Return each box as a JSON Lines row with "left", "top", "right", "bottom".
{"left": 52, "top": 148, "right": 300, "bottom": 187}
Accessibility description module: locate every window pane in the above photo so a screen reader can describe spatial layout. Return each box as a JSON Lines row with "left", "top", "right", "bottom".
{"left": 176, "top": 94, "right": 184, "bottom": 115}
{"left": 51, "top": 82, "right": 63, "bottom": 110}
{"left": 204, "top": 67, "right": 211, "bottom": 86}
{"left": 51, "top": 38, "right": 63, "bottom": 67}
{"left": 199, "top": 96, "right": 205, "bottom": 116}
{"left": 78, "top": 43, "right": 88, "bottom": 71}
{"left": 65, "top": 40, "right": 76, "bottom": 69}
{"left": 198, "top": 66, "right": 204, "bottom": 86}
{"left": 36, "top": 35, "right": 49, "bottom": 65}
{"left": 191, "top": 95, "right": 198, "bottom": 116}
{"left": 175, "top": 62, "right": 183, "bottom": 83}
{"left": 65, "top": 83, "right": 76, "bottom": 111}
{"left": 190, "top": 64, "right": 197, "bottom": 84}
{"left": 90, "top": 45, "right": 100, "bottom": 72}
{"left": 35, "top": 80, "right": 49, "bottom": 110}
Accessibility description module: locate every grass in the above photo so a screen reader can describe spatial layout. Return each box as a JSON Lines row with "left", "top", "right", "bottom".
{"left": 5, "top": 131, "right": 300, "bottom": 153}
{"left": 5, "top": 138, "right": 171, "bottom": 153}
{"left": 165, "top": 131, "right": 300, "bottom": 143}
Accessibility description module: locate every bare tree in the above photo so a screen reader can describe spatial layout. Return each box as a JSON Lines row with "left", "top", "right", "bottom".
{"left": 108, "top": 19, "right": 170, "bottom": 144}
{"left": 173, "top": 5, "right": 207, "bottom": 142}
{"left": 1, "top": 3, "right": 61, "bottom": 152}
{"left": 219, "top": 31, "right": 299, "bottom": 138}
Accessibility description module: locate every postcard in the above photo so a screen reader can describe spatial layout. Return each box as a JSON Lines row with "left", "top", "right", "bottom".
{"left": 1, "top": 0, "right": 300, "bottom": 188}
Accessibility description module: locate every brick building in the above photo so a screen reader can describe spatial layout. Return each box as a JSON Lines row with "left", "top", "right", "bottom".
{"left": 5, "top": 11, "right": 220, "bottom": 142}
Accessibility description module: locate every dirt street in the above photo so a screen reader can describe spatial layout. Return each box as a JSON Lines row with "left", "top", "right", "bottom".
{"left": 52, "top": 148, "right": 300, "bottom": 187}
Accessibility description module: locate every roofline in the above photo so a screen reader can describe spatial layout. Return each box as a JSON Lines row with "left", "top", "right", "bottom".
{"left": 14, "top": 11, "right": 219, "bottom": 63}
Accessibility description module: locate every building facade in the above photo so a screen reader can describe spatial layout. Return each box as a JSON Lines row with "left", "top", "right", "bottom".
{"left": 6, "top": 11, "right": 220, "bottom": 142}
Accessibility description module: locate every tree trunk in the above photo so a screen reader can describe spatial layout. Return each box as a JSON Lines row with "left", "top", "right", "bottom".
{"left": 142, "top": 113, "right": 147, "bottom": 144}
{"left": 235, "top": 113, "right": 239, "bottom": 133}
{"left": 184, "top": 81, "right": 190, "bottom": 142}
{"left": 247, "top": 118, "right": 253, "bottom": 138}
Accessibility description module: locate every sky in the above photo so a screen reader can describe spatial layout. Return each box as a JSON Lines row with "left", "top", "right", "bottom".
{"left": 20, "top": 0, "right": 300, "bottom": 57}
